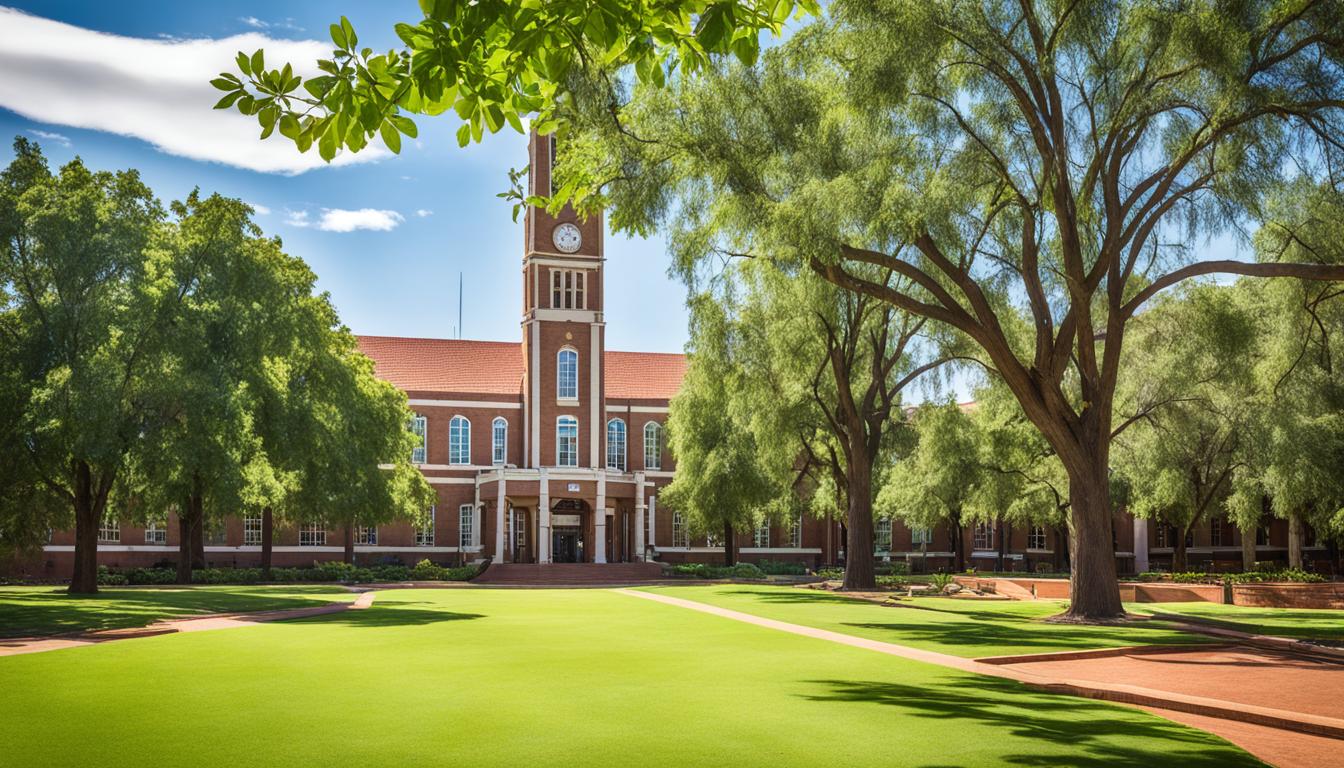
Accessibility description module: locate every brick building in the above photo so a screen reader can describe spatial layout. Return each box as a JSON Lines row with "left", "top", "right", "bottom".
{"left": 17, "top": 133, "right": 1333, "bottom": 579}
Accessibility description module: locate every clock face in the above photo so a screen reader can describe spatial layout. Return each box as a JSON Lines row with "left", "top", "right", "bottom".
{"left": 552, "top": 222, "right": 583, "bottom": 253}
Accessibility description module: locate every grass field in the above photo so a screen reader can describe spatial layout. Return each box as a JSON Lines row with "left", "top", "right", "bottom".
{"left": 643, "top": 585, "right": 1214, "bottom": 657}
{"left": 1130, "top": 601, "right": 1344, "bottom": 641}
{"left": 0, "top": 585, "right": 356, "bottom": 637}
{"left": 0, "top": 587, "right": 1258, "bottom": 767}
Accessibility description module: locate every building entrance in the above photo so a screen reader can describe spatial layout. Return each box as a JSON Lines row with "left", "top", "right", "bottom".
{"left": 553, "top": 527, "right": 583, "bottom": 563}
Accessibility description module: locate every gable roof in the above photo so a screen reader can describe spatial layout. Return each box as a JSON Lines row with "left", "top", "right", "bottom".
{"left": 604, "top": 350, "right": 687, "bottom": 401}
{"left": 355, "top": 336, "right": 525, "bottom": 396}
{"left": 355, "top": 335, "right": 687, "bottom": 401}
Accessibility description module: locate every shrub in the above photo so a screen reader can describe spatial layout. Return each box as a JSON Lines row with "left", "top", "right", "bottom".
{"left": 929, "top": 572, "right": 955, "bottom": 593}
{"left": 754, "top": 560, "right": 806, "bottom": 576}
{"left": 671, "top": 563, "right": 712, "bottom": 578}
{"left": 124, "top": 567, "right": 176, "bottom": 585}
{"left": 813, "top": 567, "right": 844, "bottom": 580}
{"left": 1225, "top": 568, "right": 1325, "bottom": 584}
{"left": 96, "top": 565, "right": 127, "bottom": 586}
{"left": 725, "top": 562, "right": 766, "bottom": 579}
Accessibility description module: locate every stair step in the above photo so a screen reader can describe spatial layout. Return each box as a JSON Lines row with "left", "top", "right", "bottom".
{"left": 473, "top": 562, "right": 665, "bottom": 585}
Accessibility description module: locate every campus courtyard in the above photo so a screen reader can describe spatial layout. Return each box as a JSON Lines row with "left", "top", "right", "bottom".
{"left": 3, "top": 583, "right": 1341, "bottom": 767}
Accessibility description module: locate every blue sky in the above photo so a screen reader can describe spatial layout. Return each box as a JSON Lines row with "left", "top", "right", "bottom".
{"left": 0, "top": 2, "right": 688, "bottom": 353}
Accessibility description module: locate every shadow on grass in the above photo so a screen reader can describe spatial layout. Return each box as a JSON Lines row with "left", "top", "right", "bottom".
{"left": 800, "top": 676, "right": 1258, "bottom": 767}
{"left": 713, "top": 588, "right": 872, "bottom": 605}
{"left": 0, "top": 587, "right": 352, "bottom": 638}
{"left": 838, "top": 620, "right": 1198, "bottom": 652}
{"left": 287, "top": 599, "right": 486, "bottom": 628}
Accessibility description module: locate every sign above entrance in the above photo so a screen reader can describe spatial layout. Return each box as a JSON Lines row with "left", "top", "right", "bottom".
{"left": 553, "top": 514, "right": 581, "bottom": 527}
{"left": 566, "top": 482, "right": 580, "bottom": 492}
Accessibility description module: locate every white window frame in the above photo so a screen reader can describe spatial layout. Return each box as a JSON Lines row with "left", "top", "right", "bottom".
{"left": 706, "top": 530, "right": 723, "bottom": 548}
{"left": 912, "top": 527, "right": 933, "bottom": 545}
{"left": 973, "top": 522, "right": 994, "bottom": 550}
{"left": 753, "top": 523, "right": 770, "bottom": 548}
{"left": 299, "top": 524, "right": 326, "bottom": 547}
{"left": 1156, "top": 524, "right": 1170, "bottom": 548}
{"left": 98, "top": 518, "right": 120, "bottom": 544}
{"left": 1210, "top": 517, "right": 1224, "bottom": 547}
{"left": 556, "top": 415, "right": 579, "bottom": 467}
{"left": 643, "top": 421, "right": 663, "bottom": 470}
{"left": 410, "top": 414, "right": 428, "bottom": 464}
{"left": 448, "top": 415, "right": 471, "bottom": 466}
{"left": 144, "top": 521, "right": 167, "bottom": 545}
{"left": 355, "top": 526, "right": 378, "bottom": 546}
{"left": 244, "top": 515, "right": 263, "bottom": 546}
{"left": 551, "top": 269, "right": 586, "bottom": 310}
{"left": 672, "top": 511, "right": 689, "bottom": 548}
{"left": 492, "top": 417, "right": 508, "bottom": 466}
{"left": 1028, "top": 525, "right": 1048, "bottom": 550}
{"left": 417, "top": 506, "right": 436, "bottom": 547}
{"left": 459, "top": 504, "right": 474, "bottom": 548}
{"left": 875, "top": 518, "right": 892, "bottom": 552}
{"left": 606, "top": 418, "right": 627, "bottom": 471}
{"left": 557, "top": 348, "right": 579, "bottom": 400}
{"left": 788, "top": 512, "right": 803, "bottom": 548}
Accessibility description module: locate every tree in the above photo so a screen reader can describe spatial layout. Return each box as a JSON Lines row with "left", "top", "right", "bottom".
{"left": 557, "top": 1, "right": 1344, "bottom": 619}
{"left": 700, "top": 259, "right": 953, "bottom": 588}
{"left": 661, "top": 296, "right": 782, "bottom": 566}
{"left": 0, "top": 139, "right": 175, "bottom": 594}
{"left": 1113, "top": 285, "right": 1259, "bottom": 572}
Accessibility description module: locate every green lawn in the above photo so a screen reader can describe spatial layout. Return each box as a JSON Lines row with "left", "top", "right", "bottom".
{"left": 0, "top": 587, "right": 1256, "bottom": 767}
{"left": 643, "top": 584, "right": 1215, "bottom": 657}
{"left": 0, "top": 585, "right": 356, "bottom": 637}
{"left": 1130, "top": 601, "right": 1344, "bottom": 641}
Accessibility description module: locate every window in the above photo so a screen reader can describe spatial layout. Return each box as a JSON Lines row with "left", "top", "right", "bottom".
{"left": 459, "top": 504, "right": 474, "bottom": 548}
{"left": 492, "top": 417, "right": 508, "bottom": 466}
{"left": 244, "top": 515, "right": 263, "bottom": 546}
{"left": 1256, "top": 524, "right": 1270, "bottom": 546}
{"left": 643, "top": 422, "right": 663, "bottom": 470}
{"left": 875, "top": 518, "right": 892, "bottom": 552}
{"left": 788, "top": 512, "right": 802, "bottom": 548}
{"left": 205, "top": 523, "right": 227, "bottom": 546}
{"left": 1028, "top": 525, "right": 1048, "bottom": 550}
{"left": 144, "top": 521, "right": 167, "bottom": 545}
{"left": 912, "top": 527, "right": 933, "bottom": 545}
{"left": 98, "top": 518, "right": 120, "bottom": 543}
{"left": 417, "top": 506, "right": 436, "bottom": 547}
{"left": 551, "top": 269, "right": 586, "bottom": 309}
{"left": 705, "top": 530, "right": 723, "bottom": 547}
{"left": 606, "top": 418, "right": 627, "bottom": 471}
{"left": 410, "top": 415, "right": 427, "bottom": 464}
{"left": 672, "top": 511, "right": 689, "bottom": 548}
{"left": 1156, "top": 524, "right": 1169, "bottom": 548}
{"left": 299, "top": 524, "right": 326, "bottom": 547}
{"left": 754, "top": 523, "right": 770, "bottom": 548}
{"left": 1210, "top": 518, "right": 1225, "bottom": 547}
{"left": 973, "top": 522, "right": 994, "bottom": 550}
{"left": 557, "top": 348, "right": 578, "bottom": 400}
{"left": 1184, "top": 528, "right": 1194, "bottom": 548}
{"left": 449, "top": 416, "right": 471, "bottom": 465}
{"left": 355, "top": 526, "right": 378, "bottom": 546}
{"left": 556, "top": 416, "right": 578, "bottom": 467}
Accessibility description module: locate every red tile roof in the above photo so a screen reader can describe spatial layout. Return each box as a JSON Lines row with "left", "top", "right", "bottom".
{"left": 355, "top": 336, "right": 525, "bottom": 396}
{"left": 604, "top": 350, "right": 687, "bottom": 401}
{"left": 355, "top": 335, "right": 687, "bottom": 401}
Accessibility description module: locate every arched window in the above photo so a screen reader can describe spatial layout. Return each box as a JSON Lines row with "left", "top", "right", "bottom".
{"left": 491, "top": 417, "right": 508, "bottom": 466}
{"left": 449, "top": 416, "right": 471, "bottom": 465}
{"left": 557, "top": 348, "right": 578, "bottom": 400}
{"left": 643, "top": 421, "right": 663, "bottom": 470}
{"left": 606, "top": 418, "right": 627, "bottom": 471}
{"left": 556, "top": 416, "right": 578, "bottom": 466}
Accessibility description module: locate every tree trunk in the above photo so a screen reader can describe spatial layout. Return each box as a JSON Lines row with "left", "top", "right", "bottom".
{"left": 1327, "top": 536, "right": 1340, "bottom": 577}
{"left": 722, "top": 520, "right": 735, "bottom": 566}
{"left": 1240, "top": 523, "right": 1256, "bottom": 572}
{"left": 1172, "top": 526, "right": 1188, "bottom": 573}
{"left": 841, "top": 456, "right": 875, "bottom": 590}
{"left": 189, "top": 492, "right": 205, "bottom": 570}
{"left": 176, "top": 501, "right": 193, "bottom": 584}
{"left": 343, "top": 525, "right": 355, "bottom": 565}
{"left": 261, "top": 506, "right": 274, "bottom": 578}
{"left": 68, "top": 460, "right": 101, "bottom": 595}
{"left": 950, "top": 508, "right": 966, "bottom": 572}
{"left": 996, "top": 519, "right": 1007, "bottom": 572}
{"left": 1061, "top": 461, "right": 1123, "bottom": 620}
{"left": 1288, "top": 513, "right": 1303, "bottom": 569}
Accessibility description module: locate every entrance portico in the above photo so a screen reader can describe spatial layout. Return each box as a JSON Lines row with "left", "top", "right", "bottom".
{"left": 477, "top": 468, "right": 648, "bottom": 565}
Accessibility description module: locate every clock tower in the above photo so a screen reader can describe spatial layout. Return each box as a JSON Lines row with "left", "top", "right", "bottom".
{"left": 521, "top": 131, "right": 606, "bottom": 472}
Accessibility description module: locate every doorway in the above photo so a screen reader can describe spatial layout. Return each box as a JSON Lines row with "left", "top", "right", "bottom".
{"left": 553, "top": 527, "right": 582, "bottom": 563}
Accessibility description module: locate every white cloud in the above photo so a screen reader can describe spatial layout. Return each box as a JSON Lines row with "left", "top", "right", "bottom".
{"left": 0, "top": 7, "right": 382, "bottom": 174}
{"left": 286, "top": 208, "right": 405, "bottom": 233}
{"left": 239, "top": 16, "right": 304, "bottom": 32}
{"left": 26, "top": 128, "right": 71, "bottom": 147}
{"left": 415, "top": 209, "right": 433, "bottom": 217}
{"left": 246, "top": 202, "right": 271, "bottom": 215}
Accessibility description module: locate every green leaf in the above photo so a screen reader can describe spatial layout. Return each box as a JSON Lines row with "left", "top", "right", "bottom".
{"left": 213, "top": 91, "right": 242, "bottom": 110}
{"left": 456, "top": 122, "right": 471, "bottom": 147}
{"left": 250, "top": 49, "right": 265, "bottom": 76}
{"left": 341, "top": 17, "right": 358, "bottom": 50}
{"left": 394, "top": 22, "right": 420, "bottom": 47}
{"left": 379, "top": 122, "right": 402, "bottom": 153}
{"left": 211, "top": 77, "right": 239, "bottom": 92}
{"left": 388, "top": 115, "right": 418, "bottom": 138}
{"left": 235, "top": 52, "right": 252, "bottom": 77}
{"left": 330, "top": 23, "right": 348, "bottom": 49}
{"left": 318, "top": 124, "right": 338, "bottom": 161}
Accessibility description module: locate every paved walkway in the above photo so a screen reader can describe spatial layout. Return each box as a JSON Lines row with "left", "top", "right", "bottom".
{"left": 0, "top": 591, "right": 376, "bottom": 657}
{"left": 618, "top": 588, "right": 1344, "bottom": 767}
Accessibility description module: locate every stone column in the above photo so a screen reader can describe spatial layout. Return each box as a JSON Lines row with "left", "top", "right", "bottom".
{"left": 634, "top": 472, "right": 646, "bottom": 562}
{"left": 538, "top": 468, "right": 551, "bottom": 564}
{"left": 648, "top": 494, "right": 657, "bottom": 550}
{"left": 1133, "top": 516, "right": 1149, "bottom": 574}
{"left": 495, "top": 474, "right": 507, "bottom": 563}
{"left": 472, "top": 480, "right": 482, "bottom": 549}
{"left": 594, "top": 470, "right": 607, "bottom": 564}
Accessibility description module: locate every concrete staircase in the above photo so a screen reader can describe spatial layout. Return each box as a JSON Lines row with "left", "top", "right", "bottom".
{"left": 472, "top": 562, "right": 666, "bottom": 586}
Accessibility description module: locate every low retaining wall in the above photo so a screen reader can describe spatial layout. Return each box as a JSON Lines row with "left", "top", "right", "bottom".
{"left": 1232, "top": 582, "right": 1344, "bottom": 609}
{"left": 963, "top": 577, "right": 1226, "bottom": 603}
